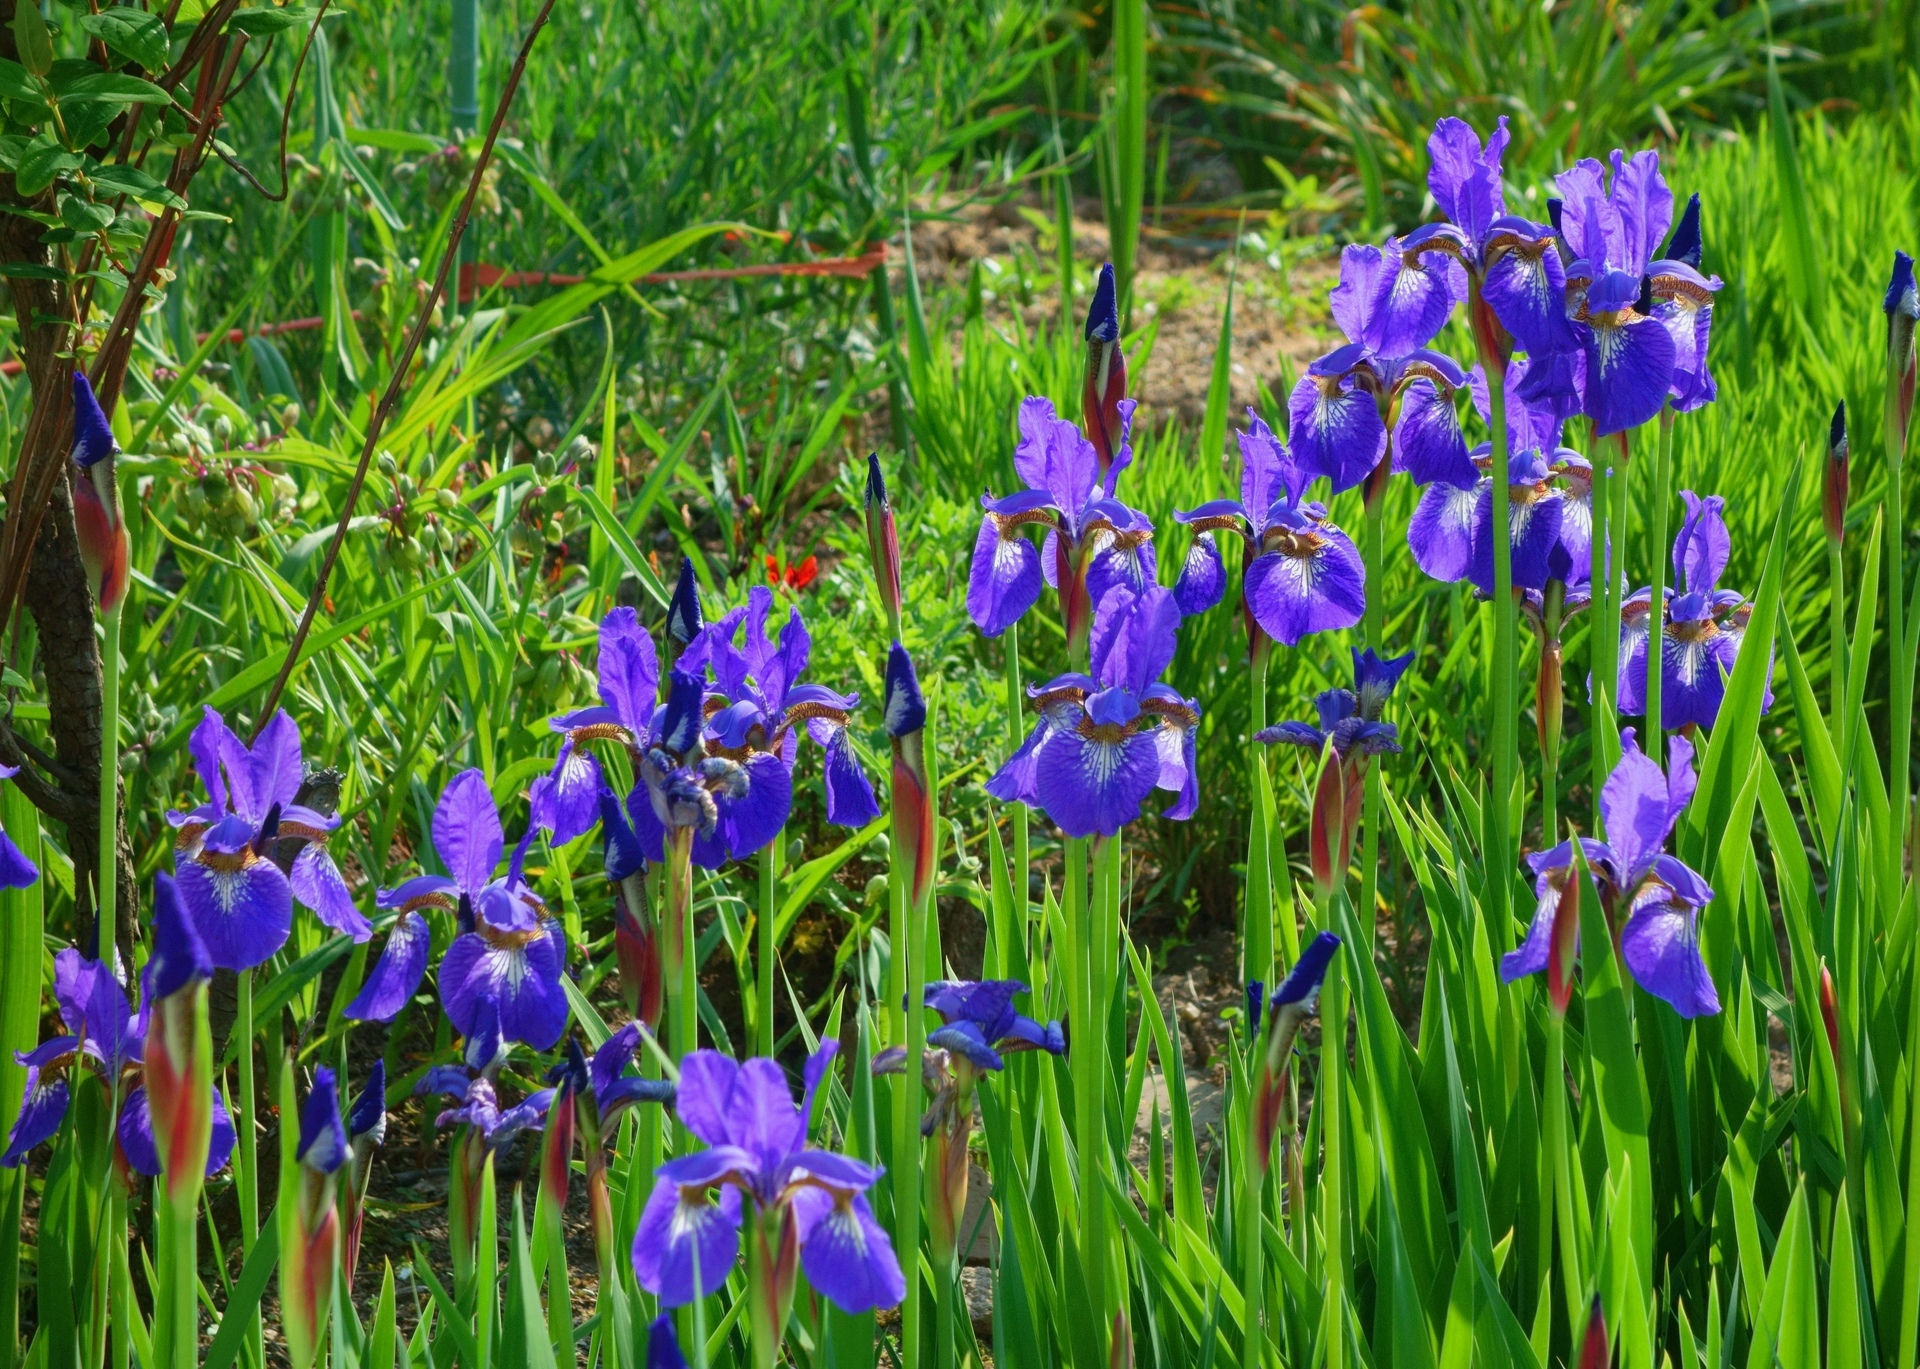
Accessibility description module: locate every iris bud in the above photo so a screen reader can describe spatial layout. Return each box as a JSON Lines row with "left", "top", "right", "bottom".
{"left": 1887, "top": 251, "right": 1917, "bottom": 456}
{"left": 1824, "top": 400, "right": 1849, "bottom": 545}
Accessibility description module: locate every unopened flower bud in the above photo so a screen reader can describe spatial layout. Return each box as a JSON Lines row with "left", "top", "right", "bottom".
{"left": 1887, "top": 251, "right": 1917, "bottom": 457}
{"left": 1824, "top": 400, "right": 1849, "bottom": 544}
{"left": 864, "top": 452, "right": 902, "bottom": 638}
{"left": 1578, "top": 1297, "right": 1609, "bottom": 1369}
{"left": 1082, "top": 263, "right": 1128, "bottom": 478}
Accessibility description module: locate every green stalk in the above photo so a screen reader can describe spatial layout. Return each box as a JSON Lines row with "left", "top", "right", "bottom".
{"left": 236, "top": 968, "right": 262, "bottom": 1369}
{"left": 1827, "top": 538, "right": 1848, "bottom": 745}
{"left": 1359, "top": 502, "right": 1385, "bottom": 943}
{"left": 933, "top": 1251, "right": 955, "bottom": 1369}
{"left": 1005, "top": 622, "right": 1031, "bottom": 941}
{"left": 667, "top": 827, "right": 697, "bottom": 1063}
{"left": 1485, "top": 362, "right": 1516, "bottom": 948}
{"left": 1319, "top": 956, "right": 1347, "bottom": 1369}
{"left": 889, "top": 823, "right": 927, "bottom": 1369}
{"left": 1239, "top": 1079, "right": 1264, "bottom": 1369}
{"left": 158, "top": 1186, "right": 199, "bottom": 1369}
{"left": 1643, "top": 411, "right": 1675, "bottom": 764}
{"left": 1245, "top": 641, "right": 1272, "bottom": 987}
{"left": 758, "top": 832, "right": 782, "bottom": 1058}
{"left": 1065, "top": 833, "right": 1104, "bottom": 1354}
{"left": 1544, "top": 1014, "right": 1585, "bottom": 1322}
{"left": 96, "top": 601, "right": 120, "bottom": 955}
{"left": 1088, "top": 834, "right": 1121, "bottom": 1349}
{"left": 1589, "top": 439, "right": 1618, "bottom": 795}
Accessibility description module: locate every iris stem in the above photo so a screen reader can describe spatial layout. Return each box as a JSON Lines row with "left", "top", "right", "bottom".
{"left": 758, "top": 831, "right": 782, "bottom": 1058}
{"left": 236, "top": 967, "right": 262, "bottom": 1369}
{"left": 1485, "top": 357, "right": 1516, "bottom": 949}
{"left": 1544, "top": 1012, "right": 1584, "bottom": 1322}
{"left": 666, "top": 827, "right": 697, "bottom": 1064}
{"left": 1239, "top": 1067, "right": 1265, "bottom": 1369}
{"left": 933, "top": 1249, "right": 956, "bottom": 1369}
{"left": 889, "top": 774, "right": 928, "bottom": 1369}
{"left": 1319, "top": 952, "right": 1347, "bottom": 1369}
{"left": 158, "top": 1186, "right": 198, "bottom": 1369}
{"left": 1066, "top": 833, "right": 1106, "bottom": 1355}
{"left": 1589, "top": 431, "right": 1618, "bottom": 798}
{"left": 96, "top": 600, "right": 120, "bottom": 953}
{"left": 1005, "top": 621, "right": 1030, "bottom": 947}
{"left": 1245, "top": 640, "right": 1272, "bottom": 987}
{"left": 1827, "top": 538, "right": 1848, "bottom": 744}
{"left": 1360, "top": 503, "right": 1385, "bottom": 947}
{"left": 1644, "top": 410, "right": 1675, "bottom": 765}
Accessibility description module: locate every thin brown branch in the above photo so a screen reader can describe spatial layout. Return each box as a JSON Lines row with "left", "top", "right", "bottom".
{"left": 251, "top": 0, "right": 563, "bottom": 737}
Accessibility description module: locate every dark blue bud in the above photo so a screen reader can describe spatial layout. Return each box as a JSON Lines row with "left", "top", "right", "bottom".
{"left": 1084, "top": 263, "right": 1119, "bottom": 344}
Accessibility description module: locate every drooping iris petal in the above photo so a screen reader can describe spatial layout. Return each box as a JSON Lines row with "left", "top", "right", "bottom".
{"left": 0, "top": 803, "right": 37, "bottom": 889}
{"left": 439, "top": 921, "right": 569, "bottom": 1051}
{"left": 632, "top": 1157, "right": 746, "bottom": 1306}
{"left": 966, "top": 513, "right": 1044, "bottom": 638}
{"left": 1367, "top": 242, "right": 1459, "bottom": 357}
{"left": 1243, "top": 519, "right": 1366, "bottom": 646}
{"left": 1408, "top": 479, "right": 1479, "bottom": 584}
{"left": 1084, "top": 522, "right": 1157, "bottom": 609}
{"left": 1173, "top": 531, "right": 1226, "bottom": 615}
{"left": 435, "top": 769, "right": 503, "bottom": 894}
{"left": 0, "top": 1067, "right": 68, "bottom": 1167}
{"left": 1391, "top": 375, "right": 1473, "bottom": 488}
{"left": 1470, "top": 479, "right": 1564, "bottom": 596}
{"left": 1660, "top": 605, "right": 1740, "bottom": 733}
{"left": 177, "top": 825, "right": 293, "bottom": 972}
{"left": 291, "top": 844, "right": 369, "bottom": 941}
{"left": 1031, "top": 726, "right": 1163, "bottom": 839}
{"left": 789, "top": 1187, "right": 907, "bottom": 1314}
{"left": 708, "top": 751, "right": 792, "bottom": 868}
{"left": 344, "top": 912, "right": 431, "bottom": 1022}
{"left": 1582, "top": 309, "right": 1677, "bottom": 437}
{"left": 821, "top": 728, "right": 881, "bottom": 828}
{"left": 1482, "top": 224, "right": 1576, "bottom": 357}
{"left": 1620, "top": 891, "right": 1720, "bottom": 1018}
{"left": 539, "top": 736, "right": 604, "bottom": 847}
{"left": 1287, "top": 370, "right": 1386, "bottom": 496}
{"left": 1617, "top": 600, "right": 1651, "bottom": 717}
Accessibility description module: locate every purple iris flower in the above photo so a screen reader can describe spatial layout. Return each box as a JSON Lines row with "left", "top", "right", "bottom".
{"left": 1618, "top": 491, "right": 1765, "bottom": 733}
{"left": 686, "top": 587, "right": 879, "bottom": 835}
{"left": 1399, "top": 117, "right": 1575, "bottom": 362}
{"left": 1172, "top": 414, "right": 1366, "bottom": 645}
{"left": 0, "top": 765, "right": 37, "bottom": 888}
{"left": 2, "top": 947, "right": 143, "bottom": 1167}
{"left": 1258, "top": 651, "right": 1409, "bottom": 901}
{"left": 1648, "top": 194, "right": 1722, "bottom": 412}
{"left": 1409, "top": 367, "right": 1591, "bottom": 596}
{"left": 633, "top": 1041, "right": 904, "bottom": 1313}
{"left": 1289, "top": 242, "right": 1472, "bottom": 495}
{"left": 630, "top": 667, "right": 766, "bottom": 870}
{"left": 1555, "top": 150, "right": 1699, "bottom": 434}
{"left": 966, "top": 395, "right": 1151, "bottom": 649}
{"left": 921, "top": 980, "right": 1066, "bottom": 1071}
{"left": 539, "top": 605, "right": 663, "bottom": 845}
{"left": 580, "top": 1023, "right": 677, "bottom": 1119}
{"left": 987, "top": 584, "right": 1200, "bottom": 838}
{"left": 1502, "top": 729, "right": 1719, "bottom": 1018}
{"left": 167, "top": 707, "right": 365, "bottom": 970}
{"left": 392, "top": 769, "right": 566, "bottom": 1051}
{"left": 434, "top": 1077, "right": 555, "bottom": 1152}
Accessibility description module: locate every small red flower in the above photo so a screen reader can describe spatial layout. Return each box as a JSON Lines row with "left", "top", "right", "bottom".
{"left": 765, "top": 554, "right": 818, "bottom": 591}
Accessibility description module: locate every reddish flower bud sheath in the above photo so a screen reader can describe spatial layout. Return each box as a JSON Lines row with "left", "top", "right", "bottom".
{"left": 1824, "top": 400, "right": 1850, "bottom": 544}
{"left": 614, "top": 875, "right": 663, "bottom": 1029}
{"left": 1083, "top": 264, "right": 1128, "bottom": 479}
{"left": 143, "top": 873, "right": 214, "bottom": 1210}
{"left": 1577, "top": 1296, "right": 1609, "bottom": 1369}
{"left": 865, "top": 453, "right": 903, "bottom": 639}
{"left": 1545, "top": 867, "right": 1581, "bottom": 1017}
{"left": 70, "top": 372, "right": 128, "bottom": 614}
